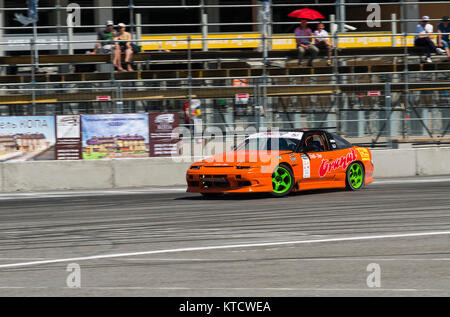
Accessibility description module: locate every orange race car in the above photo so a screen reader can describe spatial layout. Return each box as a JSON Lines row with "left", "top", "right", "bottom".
{"left": 186, "top": 129, "right": 374, "bottom": 197}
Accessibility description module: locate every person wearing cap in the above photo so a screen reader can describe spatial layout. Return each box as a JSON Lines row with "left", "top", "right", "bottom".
{"left": 414, "top": 16, "right": 446, "bottom": 63}
{"left": 437, "top": 16, "right": 450, "bottom": 58}
{"left": 113, "top": 23, "right": 138, "bottom": 72}
{"left": 90, "top": 20, "right": 116, "bottom": 54}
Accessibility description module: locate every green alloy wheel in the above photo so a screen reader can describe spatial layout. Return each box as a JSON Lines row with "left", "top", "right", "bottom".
{"left": 346, "top": 161, "right": 365, "bottom": 190}
{"left": 271, "top": 165, "right": 294, "bottom": 197}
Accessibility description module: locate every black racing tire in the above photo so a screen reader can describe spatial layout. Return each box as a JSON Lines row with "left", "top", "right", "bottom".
{"left": 345, "top": 161, "right": 365, "bottom": 191}
{"left": 270, "top": 164, "right": 295, "bottom": 197}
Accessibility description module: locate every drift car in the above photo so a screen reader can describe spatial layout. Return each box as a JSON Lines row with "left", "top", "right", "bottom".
{"left": 186, "top": 129, "right": 374, "bottom": 197}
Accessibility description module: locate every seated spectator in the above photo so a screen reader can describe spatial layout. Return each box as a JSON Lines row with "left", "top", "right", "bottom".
{"left": 294, "top": 19, "right": 319, "bottom": 67}
{"left": 437, "top": 16, "right": 450, "bottom": 59}
{"left": 89, "top": 20, "right": 116, "bottom": 54}
{"left": 414, "top": 16, "right": 445, "bottom": 63}
{"left": 113, "top": 23, "right": 138, "bottom": 72}
{"left": 314, "top": 22, "right": 333, "bottom": 66}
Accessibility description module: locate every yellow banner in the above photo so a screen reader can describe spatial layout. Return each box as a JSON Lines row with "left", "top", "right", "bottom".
{"left": 141, "top": 33, "right": 428, "bottom": 51}
{"left": 141, "top": 33, "right": 262, "bottom": 51}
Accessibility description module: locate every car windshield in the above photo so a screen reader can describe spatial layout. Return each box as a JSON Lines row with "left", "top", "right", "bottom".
{"left": 236, "top": 137, "right": 300, "bottom": 152}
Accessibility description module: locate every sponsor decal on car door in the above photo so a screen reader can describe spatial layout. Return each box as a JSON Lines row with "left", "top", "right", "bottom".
{"left": 319, "top": 149, "right": 357, "bottom": 179}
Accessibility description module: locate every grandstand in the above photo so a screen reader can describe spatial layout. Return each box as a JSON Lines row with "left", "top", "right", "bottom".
{"left": 0, "top": 0, "right": 450, "bottom": 146}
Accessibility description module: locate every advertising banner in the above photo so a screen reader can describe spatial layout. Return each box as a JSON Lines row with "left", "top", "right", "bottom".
{"left": 81, "top": 114, "right": 149, "bottom": 160}
{"left": 141, "top": 32, "right": 416, "bottom": 51}
{"left": 55, "top": 115, "right": 82, "bottom": 160}
{"left": 149, "top": 112, "right": 180, "bottom": 157}
{"left": 0, "top": 116, "right": 55, "bottom": 161}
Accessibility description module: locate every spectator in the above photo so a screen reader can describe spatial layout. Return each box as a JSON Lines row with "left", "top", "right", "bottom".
{"left": 414, "top": 16, "right": 445, "bottom": 63}
{"left": 437, "top": 16, "right": 450, "bottom": 59}
{"left": 113, "top": 23, "right": 138, "bottom": 72}
{"left": 90, "top": 20, "right": 116, "bottom": 54}
{"left": 314, "top": 22, "right": 333, "bottom": 66}
{"left": 294, "top": 19, "right": 319, "bottom": 67}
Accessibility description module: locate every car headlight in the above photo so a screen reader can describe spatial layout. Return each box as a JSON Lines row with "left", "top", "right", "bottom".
{"left": 190, "top": 165, "right": 203, "bottom": 170}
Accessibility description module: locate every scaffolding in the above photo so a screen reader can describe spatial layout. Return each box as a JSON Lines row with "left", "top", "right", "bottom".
{"left": 0, "top": 1, "right": 450, "bottom": 146}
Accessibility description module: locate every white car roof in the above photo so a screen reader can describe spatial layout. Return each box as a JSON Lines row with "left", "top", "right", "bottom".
{"left": 247, "top": 131, "right": 304, "bottom": 140}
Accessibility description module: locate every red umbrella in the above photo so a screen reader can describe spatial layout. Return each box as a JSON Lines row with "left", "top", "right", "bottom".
{"left": 288, "top": 8, "right": 324, "bottom": 20}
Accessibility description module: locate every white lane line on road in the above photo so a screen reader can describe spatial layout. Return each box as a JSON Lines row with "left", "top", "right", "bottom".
{"left": 1, "top": 230, "right": 450, "bottom": 269}
{"left": 0, "top": 287, "right": 446, "bottom": 292}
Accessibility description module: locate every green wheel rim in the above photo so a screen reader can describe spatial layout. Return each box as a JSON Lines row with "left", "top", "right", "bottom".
{"left": 272, "top": 166, "right": 292, "bottom": 194}
{"left": 349, "top": 163, "right": 364, "bottom": 189}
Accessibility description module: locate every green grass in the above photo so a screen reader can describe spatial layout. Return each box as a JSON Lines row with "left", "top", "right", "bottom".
{"left": 83, "top": 152, "right": 109, "bottom": 160}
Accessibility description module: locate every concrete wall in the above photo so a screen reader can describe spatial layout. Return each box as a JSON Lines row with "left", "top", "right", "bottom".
{"left": 372, "top": 147, "right": 450, "bottom": 178}
{"left": 0, "top": 147, "right": 449, "bottom": 192}
{"left": 371, "top": 148, "right": 417, "bottom": 178}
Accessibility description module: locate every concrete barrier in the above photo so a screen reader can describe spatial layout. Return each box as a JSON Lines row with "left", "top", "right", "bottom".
{"left": 416, "top": 147, "right": 450, "bottom": 176}
{"left": 2, "top": 160, "right": 114, "bottom": 192}
{"left": 112, "top": 158, "right": 191, "bottom": 187}
{"left": 371, "top": 149, "right": 417, "bottom": 178}
{"left": 0, "top": 147, "right": 449, "bottom": 192}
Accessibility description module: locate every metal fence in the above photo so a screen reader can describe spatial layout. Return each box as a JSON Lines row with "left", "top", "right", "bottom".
{"left": 0, "top": 1, "right": 450, "bottom": 146}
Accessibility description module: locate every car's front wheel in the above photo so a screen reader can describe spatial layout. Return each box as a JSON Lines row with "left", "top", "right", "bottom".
{"left": 346, "top": 161, "right": 365, "bottom": 190}
{"left": 271, "top": 164, "right": 294, "bottom": 197}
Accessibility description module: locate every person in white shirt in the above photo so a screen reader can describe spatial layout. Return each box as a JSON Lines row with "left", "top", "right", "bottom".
{"left": 414, "top": 16, "right": 445, "bottom": 63}
{"left": 314, "top": 23, "right": 333, "bottom": 65}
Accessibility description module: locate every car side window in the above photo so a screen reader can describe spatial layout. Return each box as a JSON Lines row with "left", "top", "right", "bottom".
{"left": 328, "top": 133, "right": 353, "bottom": 150}
{"left": 304, "top": 134, "right": 326, "bottom": 152}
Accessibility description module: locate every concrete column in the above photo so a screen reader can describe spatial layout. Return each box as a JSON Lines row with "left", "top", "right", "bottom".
{"left": 0, "top": 0, "right": 4, "bottom": 58}
{"left": 402, "top": 0, "right": 419, "bottom": 33}
{"left": 94, "top": 0, "right": 113, "bottom": 26}
{"left": 205, "top": 0, "right": 220, "bottom": 33}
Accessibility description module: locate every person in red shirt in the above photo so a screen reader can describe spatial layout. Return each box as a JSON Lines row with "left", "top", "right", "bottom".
{"left": 294, "top": 19, "right": 319, "bottom": 67}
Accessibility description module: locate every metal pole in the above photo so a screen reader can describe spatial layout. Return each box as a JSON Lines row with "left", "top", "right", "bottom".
{"left": 32, "top": 21, "right": 39, "bottom": 72}
{"left": 129, "top": 0, "right": 135, "bottom": 40}
{"left": 400, "top": 0, "right": 409, "bottom": 139}
{"left": 200, "top": 0, "right": 208, "bottom": 52}
{"left": 385, "top": 79, "right": 392, "bottom": 148}
{"left": 338, "top": 0, "right": 345, "bottom": 33}
{"left": 56, "top": 0, "right": 62, "bottom": 54}
{"left": 31, "top": 21, "right": 39, "bottom": 115}
{"left": 260, "top": 0, "right": 270, "bottom": 127}
{"left": 67, "top": 23, "right": 74, "bottom": 55}
{"left": 187, "top": 35, "right": 193, "bottom": 126}
{"left": 0, "top": 10, "right": 4, "bottom": 58}
{"left": 30, "top": 38, "right": 36, "bottom": 114}
{"left": 202, "top": 13, "right": 208, "bottom": 52}
{"left": 391, "top": 13, "right": 397, "bottom": 47}
{"left": 136, "top": 13, "right": 142, "bottom": 70}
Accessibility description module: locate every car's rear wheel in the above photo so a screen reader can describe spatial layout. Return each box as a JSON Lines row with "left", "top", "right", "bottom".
{"left": 346, "top": 161, "right": 365, "bottom": 190}
{"left": 271, "top": 164, "right": 294, "bottom": 197}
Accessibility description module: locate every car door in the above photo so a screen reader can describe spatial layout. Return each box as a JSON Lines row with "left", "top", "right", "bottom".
{"left": 324, "top": 132, "right": 358, "bottom": 183}
{"left": 299, "top": 132, "right": 332, "bottom": 185}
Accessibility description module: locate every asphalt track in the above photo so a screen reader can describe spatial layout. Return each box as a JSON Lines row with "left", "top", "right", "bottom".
{"left": 0, "top": 176, "right": 449, "bottom": 296}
